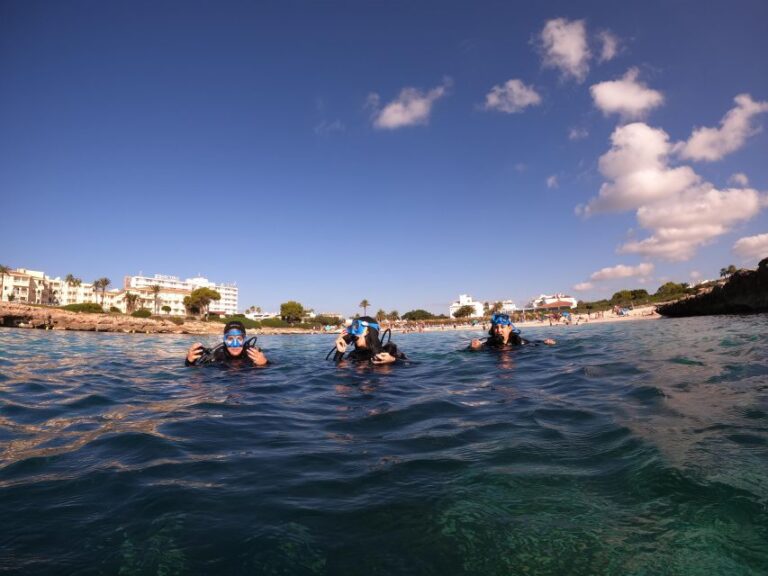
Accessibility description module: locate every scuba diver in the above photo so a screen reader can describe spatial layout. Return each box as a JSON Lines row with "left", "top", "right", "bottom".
{"left": 469, "top": 313, "right": 556, "bottom": 350}
{"left": 185, "top": 320, "right": 269, "bottom": 366}
{"left": 330, "top": 316, "right": 406, "bottom": 365}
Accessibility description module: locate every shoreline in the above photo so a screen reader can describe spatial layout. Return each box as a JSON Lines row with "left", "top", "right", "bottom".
{"left": 0, "top": 301, "right": 661, "bottom": 337}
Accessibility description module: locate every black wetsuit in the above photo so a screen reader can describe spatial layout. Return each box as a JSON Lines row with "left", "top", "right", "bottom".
{"left": 185, "top": 344, "right": 264, "bottom": 366}
{"left": 482, "top": 334, "right": 529, "bottom": 349}
{"left": 344, "top": 342, "right": 406, "bottom": 363}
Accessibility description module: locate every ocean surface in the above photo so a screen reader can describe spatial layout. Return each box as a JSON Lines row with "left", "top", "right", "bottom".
{"left": 1, "top": 317, "right": 767, "bottom": 575}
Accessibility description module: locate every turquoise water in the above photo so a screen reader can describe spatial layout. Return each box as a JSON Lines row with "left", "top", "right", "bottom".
{"left": 1, "top": 317, "right": 767, "bottom": 575}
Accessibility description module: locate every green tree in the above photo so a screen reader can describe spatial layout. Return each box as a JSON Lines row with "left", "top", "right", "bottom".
{"left": 375, "top": 309, "right": 387, "bottom": 322}
{"left": 280, "top": 300, "right": 305, "bottom": 324}
{"left": 402, "top": 309, "right": 435, "bottom": 321}
{"left": 0, "top": 264, "right": 10, "bottom": 302}
{"left": 453, "top": 305, "right": 475, "bottom": 319}
{"left": 655, "top": 282, "right": 687, "bottom": 297}
{"left": 162, "top": 305, "right": 172, "bottom": 315}
{"left": 491, "top": 301, "right": 503, "bottom": 314}
{"left": 149, "top": 284, "right": 162, "bottom": 315}
{"left": 611, "top": 290, "right": 633, "bottom": 304}
{"left": 183, "top": 287, "right": 221, "bottom": 319}
{"left": 359, "top": 299, "right": 370, "bottom": 316}
{"left": 720, "top": 264, "right": 738, "bottom": 278}
{"left": 387, "top": 310, "right": 400, "bottom": 321}
{"left": 630, "top": 289, "right": 649, "bottom": 301}
{"left": 93, "top": 278, "right": 111, "bottom": 307}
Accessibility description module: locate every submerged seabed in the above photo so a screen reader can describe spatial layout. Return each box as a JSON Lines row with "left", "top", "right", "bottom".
{"left": 1, "top": 317, "right": 767, "bottom": 576}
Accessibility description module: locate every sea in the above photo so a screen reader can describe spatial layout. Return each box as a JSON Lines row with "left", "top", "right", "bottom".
{"left": 1, "top": 316, "right": 767, "bottom": 575}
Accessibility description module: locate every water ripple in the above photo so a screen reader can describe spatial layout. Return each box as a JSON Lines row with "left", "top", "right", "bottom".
{"left": 1, "top": 317, "right": 768, "bottom": 574}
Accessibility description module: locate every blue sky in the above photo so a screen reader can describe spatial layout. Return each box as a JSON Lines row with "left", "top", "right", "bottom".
{"left": 2, "top": 0, "right": 767, "bottom": 315}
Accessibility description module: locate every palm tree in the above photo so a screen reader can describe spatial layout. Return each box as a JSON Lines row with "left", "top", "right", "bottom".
{"left": 124, "top": 292, "right": 140, "bottom": 314}
{"left": 376, "top": 309, "right": 387, "bottom": 322}
{"left": 149, "top": 284, "right": 161, "bottom": 315}
{"left": 359, "top": 299, "right": 370, "bottom": 316}
{"left": 0, "top": 264, "right": 10, "bottom": 303}
{"left": 93, "top": 278, "right": 111, "bottom": 307}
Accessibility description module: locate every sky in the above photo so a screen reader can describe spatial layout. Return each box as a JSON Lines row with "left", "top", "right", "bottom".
{"left": 2, "top": 0, "right": 767, "bottom": 316}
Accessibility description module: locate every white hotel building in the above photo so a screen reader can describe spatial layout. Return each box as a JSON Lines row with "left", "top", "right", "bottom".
{"left": 449, "top": 294, "right": 518, "bottom": 318}
{"left": 0, "top": 268, "right": 238, "bottom": 316}
{"left": 124, "top": 274, "right": 239, "bottom": 316}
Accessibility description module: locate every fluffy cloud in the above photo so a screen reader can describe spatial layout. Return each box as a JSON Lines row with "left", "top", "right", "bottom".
{"left": 582, "top": 115, "right": 766, "bottom": 261}
{"left": 546, "top": 175, "right": 559, "bottom": 189}
{"left": 583, "top": 122, "right": 699, "bottom": 214}
{"left": 590, "top": 262, "right": 654, "bottom": 281}
{"left": 368, "top": 80, "right": 450, "bottom": 130}
{"left": 677, "top": 94, "right": 768, "bottom": 161}
{"left": 573, "top": 282, "right": 594, "bottom": 291}
{"left": 590, "top": 68, "right": 664, "bottom": 120}
{"left": 729, "top": 173, "right": 750, "bottom": 186}
{"left": 733, "top": 233, "right": 768, "bottom": 261}
{"left": 484, "top": 79, "right": 541, "bottom": 113}
{"left": 569, "top": 127, "right": 589, "bottom": 140}
{"left": 540, "top": 18, "right": 590, "bottom": 82}
{"left": 597, "top": 30, "right": 619, "bottom": 62}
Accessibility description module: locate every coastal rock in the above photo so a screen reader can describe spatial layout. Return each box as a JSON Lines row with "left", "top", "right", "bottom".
{"left": 658, "top": 258, "right": 768, "bottom": 317}
{"left": 0, "top": 302, "right": 221, "bottom": 335}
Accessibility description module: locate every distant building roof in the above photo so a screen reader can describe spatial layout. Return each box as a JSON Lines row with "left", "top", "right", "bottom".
{"left": 537, "top": 300, "right": 575, "bottom": 309}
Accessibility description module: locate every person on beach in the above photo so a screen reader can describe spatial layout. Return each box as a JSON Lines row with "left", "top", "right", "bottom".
{"left": 469, "top": 313, "right": 556, "bottom": 350}
{"left": 185, "top": 320, "right": 268, "bottom": 366}
{"left": 333, "top": 316, "right": 406, "bottom": 365}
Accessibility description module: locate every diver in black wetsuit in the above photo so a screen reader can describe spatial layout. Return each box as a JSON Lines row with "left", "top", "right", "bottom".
{"left": 469, "top": 313, "right": 556, "bottom": 351}
{"left": 332, "top": 316, "right": 406, "bottom": 365}
{"left": 185, "top": 320, "right": 269, "bottom": 366}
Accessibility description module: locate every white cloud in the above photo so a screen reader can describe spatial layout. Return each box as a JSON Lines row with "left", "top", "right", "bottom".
{"left": 313, "top": 119, "right": 345, "bottom": 135}
{"left": 677, "top": 94, "right": 768, "bottom": 162}
{"left": 582, "top": 117, "right": 766, "bottom": 261}
{"left": 690, "top": 270, "right": 701, "bottom": 280}
{"left": 620, "top": 186, "right": 763, "bottom": 260}
{"left": 590, "top": 262, "right": 654, "bottom": 281}
{"left": 484, "top": 79, "right": 541, "bottom": 113}
{"left": 573, "top": 282, "right": 594, "bottom": 291}
{"left": 569, "top": 127, "right": 589, "bottom": 140}
{"left": 729, "top": 173, "right": 749, "bottom": 186}
{"left": 514, "top": 162, "right": 527, "bottom": 173}
{"left": 540, "top": 18, "right": 590, "bottom": 82}
{"left": 546, "top": 175, "right": 559, "bottom": 189}
{"left": 584, "top": 122, "right": 699, "bottom": 214}
{"left": 590, "top": 68, "right": 664, "bottom": 120}
{"left": 597, "top": 30, "right": 619, "bottom": 62}
{"left": 733, "top": 233, "right": 768, "bottom": 262}
{"left": 369, "top": 80, "right": 451, "bottom": 130}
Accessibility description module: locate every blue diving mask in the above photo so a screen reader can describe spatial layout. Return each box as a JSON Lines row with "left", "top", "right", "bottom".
{"left": 224, "top": 330, "right": 245, "bottom": 348}
{"left": 491, "top": 313, "right": 520, "bottom": 334}
{"left": 347, "top": 319, "right": 379, "bottom": 337}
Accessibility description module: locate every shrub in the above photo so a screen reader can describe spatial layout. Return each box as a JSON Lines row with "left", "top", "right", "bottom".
{"left": 260, "top": 317, "right": 290, "bottom": 328}
{"left": 167, "top": 316, "right": 185, "bottom": 326}
{"left": 131, "top": 309, "right": 152, "bottom": 318}
{"left": 109, "top": 306, "right": 122, "bottom": 313}
{"left": 209, "top": 315, "right": 262, "bottom": 329}
{"left": 62, "top": 303, "right": 104, "bottom": 313}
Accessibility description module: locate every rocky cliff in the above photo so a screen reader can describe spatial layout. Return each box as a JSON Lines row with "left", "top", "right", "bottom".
{"left": 658, "top": 257, "right": 768, "bottom": 317}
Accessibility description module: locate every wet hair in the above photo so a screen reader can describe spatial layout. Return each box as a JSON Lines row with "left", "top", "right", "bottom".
{"left": 224, "top": 320, "right": 246, "bottom": 335}
{"left": 357, "top": 316, "right": 383, "bottom": 354}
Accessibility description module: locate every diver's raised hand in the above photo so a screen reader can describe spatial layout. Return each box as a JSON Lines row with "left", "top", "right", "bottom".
{"left": 469, "top": 339, "right": 483, "bottom": 350}
{"left": 371, "top": 352, "right": 396, "bottom": 365}
{"left": 186, "top": 342, "right": 204, "bottom": 363}
{"left": 335, "top": 333, "right": 348, "bottom": 353}
{"left": 247, "top": 347, "right": 268, "bottom": 366}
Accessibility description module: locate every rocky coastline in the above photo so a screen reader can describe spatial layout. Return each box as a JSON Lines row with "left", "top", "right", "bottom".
{"left": 0, "top": 302, "right": 222, "bottom": 334}
{"left": 658, "top": 258, "right": 768, "bottom": 317}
